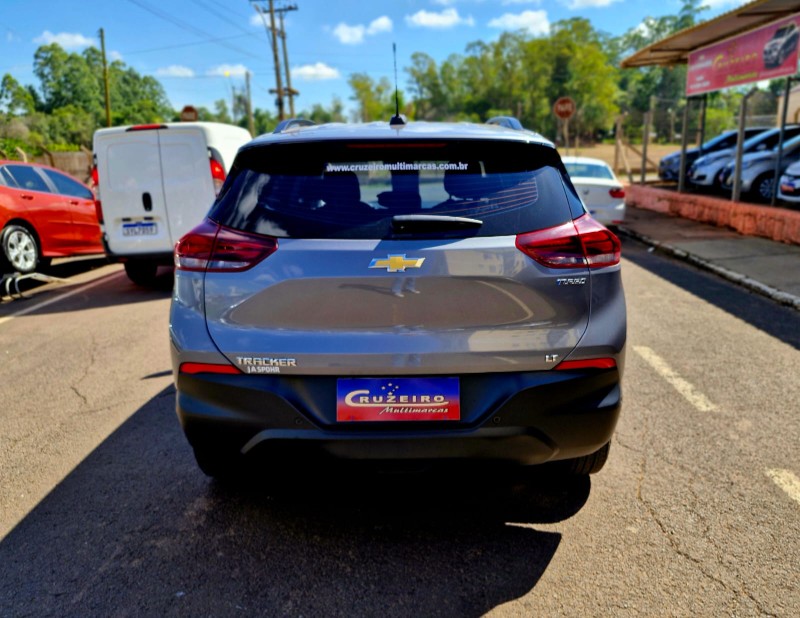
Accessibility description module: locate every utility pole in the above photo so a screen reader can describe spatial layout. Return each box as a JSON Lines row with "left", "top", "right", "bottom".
{"left": 98, "top": 28, "right": 111, "bottom": 127}
{"left": 245, "top": 71, "right": 255, "bottom": 136}
{"left": 277, "top": 5, "right": 299, "bottom": 117}
{"left": 251, "top": 1, "right": 298, "bottom": 121}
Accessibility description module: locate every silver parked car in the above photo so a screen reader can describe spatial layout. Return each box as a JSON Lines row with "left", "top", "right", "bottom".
{"left": 687, "top": 126, "right": 799, "bottom": 191}
{"left": 777, "top": 159, "right": 800, "bottom": 202}
{"left": 719, "top": 132, "right": 800, "bottom": 201}
{"left": 169, "top": 117, "right": 627, "bottom": 479}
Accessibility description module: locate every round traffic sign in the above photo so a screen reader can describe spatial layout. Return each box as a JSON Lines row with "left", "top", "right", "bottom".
{"left": 553, "top": 97, "right": 576, "bottom": 120}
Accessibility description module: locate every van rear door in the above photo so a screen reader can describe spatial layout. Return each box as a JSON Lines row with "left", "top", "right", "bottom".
{"left": 96, "top": 125, "right": 214, "bottom": 257}
{"left": 96, "top": 127, "right": 169, "bottom": 256}
{"left": 157, "top": 126, "right": 215, "bottom": 242}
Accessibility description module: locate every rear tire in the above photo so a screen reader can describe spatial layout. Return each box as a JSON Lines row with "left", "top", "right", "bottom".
{"left": 124, "top": 260, "right": 159, "bottom": 286}
{"left": 2, "top": 225, "right": 40, "bottom": 274}
{"left": 561, "top": 441, "right": 610, "bottom": 475}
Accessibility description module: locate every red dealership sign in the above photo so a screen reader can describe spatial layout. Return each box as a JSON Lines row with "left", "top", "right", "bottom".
{"left": 686, "top": 14, "right": 800, "bottom": 96}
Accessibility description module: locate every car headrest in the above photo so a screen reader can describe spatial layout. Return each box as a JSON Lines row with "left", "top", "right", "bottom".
{"left": 321, "top": 171, "right": 361, "bottom": 204}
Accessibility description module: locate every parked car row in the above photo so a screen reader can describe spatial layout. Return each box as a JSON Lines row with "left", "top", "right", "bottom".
{"left": 660, "top": 125, "right": 800, "bottom": 203}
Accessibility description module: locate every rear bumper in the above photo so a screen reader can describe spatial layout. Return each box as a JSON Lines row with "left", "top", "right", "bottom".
{"left": 173, "top": 357, "right": 622, "bottom": 466}
{"left": 102, "top": 233, "right": 173, "bottom": 264}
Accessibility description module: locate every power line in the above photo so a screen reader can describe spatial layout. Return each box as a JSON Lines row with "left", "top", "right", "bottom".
{"left": 190, "top": 0, "right": 261, "bottom": 39}
{"left": 122, "top": 33, "right": 254, "bottom": 56}
{"left": 124, "top": 0, "right": 262, "bottom": 60}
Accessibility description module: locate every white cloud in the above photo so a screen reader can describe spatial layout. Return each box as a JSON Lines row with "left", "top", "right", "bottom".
{"left": 405, "top": 8, "right": 475, "bottom": 29}
{"left": 488, "top": 10, "right": 550, "bottom": 35}
{"left": 332, "top": 16, "right": 392, "bottom": 45}
{"left": 109, "top": 51, "right": 123, "bottom": 62}
{"left": 367, "top": 16, "right": 393, "bottom": 35}
{"left": 207, "top": 64, "right": 249, "bottom": 77}
{"left": 250, "top": 13, "right": 264, "bottom": 27}
{"left": 432, "top": 0, "right": 457, "bottom": 5}
{"left": 156, "top": 65, "right": 195, "bottom": 78}
{"left": 562, "top": 0, "right": 620, "bottom": 8}
{"left": 33, "top": 30, "right": 96, "bottom": 50}
{"left": 292, "top": 62, "right": 341, "bottom": 81}
{"left": 333, "top": 22, "right": 366, "bottom": 45}
{"left": 503, "top": 0, "right": 541, "bottom": 4}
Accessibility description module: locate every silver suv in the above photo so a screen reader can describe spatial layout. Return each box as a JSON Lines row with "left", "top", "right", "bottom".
{"left": 169, "top": 117, "right": 627, "bottom": 479}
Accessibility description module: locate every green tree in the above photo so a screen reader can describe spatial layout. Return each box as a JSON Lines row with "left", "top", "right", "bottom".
{"left": 348, "top": 73, "right": 397, "bottom": 122}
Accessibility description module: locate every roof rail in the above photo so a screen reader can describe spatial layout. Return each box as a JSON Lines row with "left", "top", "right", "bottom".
{"left": 485, "top": 116, "right": 524, "bottom": 131}
{"left": 273, "top": 118, "right": 315, "bottom": 133}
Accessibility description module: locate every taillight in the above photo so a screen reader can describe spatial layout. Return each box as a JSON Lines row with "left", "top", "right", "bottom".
{"left": 91, "top": 164, "right": 99, "bottom": 188}
{"left": 209, "top": 159, "right": 225, "bottom": 195}
{"left": 94, "top": 199, "right": 104, "bottom": 225}
{"left": 574, "top": 215, "right": 621, "bottom": 268}
{"left": 174, "top": 219, "right": 278, "bottom": 272}
{"left": 126, "top": 124, "right": 167, "bottom": 132}
{"left": 555, "top": 358, "right": 617, "bottom": 371}
{"left": 515, "top": 214, "right": 620, "bottom": 269}
{"left": 609, "top": 187, "right": 625, "bottom": 199}
{"left": 179, "top": 362, "right": 241, "bottom": 375}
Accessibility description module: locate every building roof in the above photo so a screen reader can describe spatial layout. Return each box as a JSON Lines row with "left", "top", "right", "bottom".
{"left": 621, "top": 0, "right": 800, "bottom": 68}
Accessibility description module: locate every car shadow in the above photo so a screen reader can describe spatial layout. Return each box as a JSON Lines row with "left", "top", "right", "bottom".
{"left": 0, "top": 385, "right": 590, "bottom": 617}
{"left": 621, "top": 236, "right": 800, "bottom": 351}
{"left": 0, "top": 263, "right": 174, "bottom": 314}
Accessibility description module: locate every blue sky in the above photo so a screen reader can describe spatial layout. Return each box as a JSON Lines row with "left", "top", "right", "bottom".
{"left": 1, "top": 0, "right": 741, "bottom": 118}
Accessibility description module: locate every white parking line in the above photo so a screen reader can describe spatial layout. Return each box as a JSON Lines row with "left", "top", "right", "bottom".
{"left": 0, "top": 270, "right": 125, "bottom": 327}
{"left": 633, "top": 345, "right": 717, "bottom": 412}
{"left": 766, "top": 469, "right": 800, "bottom": 507}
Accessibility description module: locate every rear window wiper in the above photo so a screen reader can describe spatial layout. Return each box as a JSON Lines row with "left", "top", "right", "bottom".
{"left": 391, "top": 214, "right": 484, "bottom": 234}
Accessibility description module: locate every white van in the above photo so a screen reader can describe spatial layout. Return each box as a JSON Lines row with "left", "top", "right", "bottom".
{"left": 93, "top": 121, "right": 251, "bottom": 285}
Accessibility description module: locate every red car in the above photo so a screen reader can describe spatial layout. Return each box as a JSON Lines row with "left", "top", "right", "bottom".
{"left": 0, "top": 160, "right": 103, "bottom": 274}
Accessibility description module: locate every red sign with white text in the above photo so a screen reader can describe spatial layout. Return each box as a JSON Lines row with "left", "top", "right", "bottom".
{"left": 686, "top": 14, "right": 800, "bottom": 96}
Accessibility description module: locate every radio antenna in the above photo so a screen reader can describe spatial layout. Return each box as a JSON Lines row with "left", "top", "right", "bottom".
{"left": 390, "top": 43, "right": 405, "bottom": 126}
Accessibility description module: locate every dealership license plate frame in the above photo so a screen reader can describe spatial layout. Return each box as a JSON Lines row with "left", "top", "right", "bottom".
{"left": 336, "top": 377, "right": 460, "bottom": 422}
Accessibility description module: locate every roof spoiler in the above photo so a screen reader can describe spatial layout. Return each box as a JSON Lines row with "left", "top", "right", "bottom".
{"left": 485, "top": 116, "right": 524, "bottom": 131}
{"left": 273, "top": 118, "right": 315, "bottom": 133}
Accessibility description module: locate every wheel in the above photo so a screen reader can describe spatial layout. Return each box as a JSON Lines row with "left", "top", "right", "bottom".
{"left": 124, "top": 260, "right": 159, "bottom": 286}
{"left": 2, "top": 225, "right": 40, "bottom": 274}
{"left": 561, "top": 441, "right": 610, "bottom": 475}
{"left": 750, "top": 173, "right": 775, "bottom": 203}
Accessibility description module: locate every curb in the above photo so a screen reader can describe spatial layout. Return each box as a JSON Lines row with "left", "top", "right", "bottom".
{"left": 618, "top": 225, "right": 800, "bottom": 312}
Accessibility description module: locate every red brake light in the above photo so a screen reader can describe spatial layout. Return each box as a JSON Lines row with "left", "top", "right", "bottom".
{"left": 574, "top": 215, "right": 621, "bottom": 268}
{"left": 179, "top": 362, "right": 240, "bottom": 375}
{"left": 209, "top": 159, "right": 226, "bottom": 195}
{"left": 515, "top": 221, "right": 586, "bottom": 268}
{"left": 609, "top": 187, "right": 625, "bottom": 199}
{"left": 126, "top": 124, "right": 167, "bottom": 132}
{"left": 174, "top": 219, "right": 278, "bottom": 272}
{"left": 555, "top": 358, "right": 617, "bottom": 371}
{"left": 91, "top": 165, "right": 99, "bottom": 188}
{"left": 516, "top": 215, "right": 620, "bottom": 269}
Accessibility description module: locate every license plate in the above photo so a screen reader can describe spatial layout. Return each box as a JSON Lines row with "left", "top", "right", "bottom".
{"left": 122, "top": 222, "right": 157, "bottom": 236}
{"left": 337, "top": 377, "right": 460, "bottom": 422}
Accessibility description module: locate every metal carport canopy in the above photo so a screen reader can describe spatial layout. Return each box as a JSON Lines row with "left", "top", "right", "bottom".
{"left": 621, "top": 0, "right": 800, "bottom": 69}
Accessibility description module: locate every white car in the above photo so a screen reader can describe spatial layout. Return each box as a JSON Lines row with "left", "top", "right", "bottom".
{"left": 562, "top": 156, "right": 625, "bottom": 227}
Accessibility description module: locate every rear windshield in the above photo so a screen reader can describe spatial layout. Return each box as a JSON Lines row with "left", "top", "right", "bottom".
{"left": 564, "top": 161, "right": 614, "bottom": 180}
{"left": 209, "top": 139, "right": 574, "bottom": 239}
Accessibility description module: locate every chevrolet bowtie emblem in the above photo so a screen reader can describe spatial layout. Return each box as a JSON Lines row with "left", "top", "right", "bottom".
{"left": 369, "top": 254, "right": 425, "bottom": 273}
